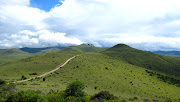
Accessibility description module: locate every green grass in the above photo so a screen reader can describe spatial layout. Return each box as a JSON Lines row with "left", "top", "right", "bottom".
{"left": 15, "top": 53, "right": 180, "bottom": 101}
{"left": 37, "top": 48, "right": 61, "bottom": 54}
{"left": 61, "top": 44, "right": 105, "bottom": 52}
{"left": 0, "top": 51, "right": 82, "bottom": 82}
{"left": 0, "top": 44, "right": 180, "bottom": 101}
{"left": 102, "top": 44, "right": 180, "bottom": 76}
{"left": 0, "top": 48, "right": 32, "bottom": 65}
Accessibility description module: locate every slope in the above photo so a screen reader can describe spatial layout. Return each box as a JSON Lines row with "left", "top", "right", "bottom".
{"left": 0, "top": 48, "right": 32, "bottom": 65}
{"left": 37, "top": 48, "right": 61, "bottom": 54}
{"left": 0, "top": 51, "right": 81, "bottom": 82}
{"left": 102, "top": 44, "right": 180, "bottom": 76}
{"left": 61, "top": 44, "right": 105, "bottom": 52}
{"left": 16, "top": 53, "right": 180, "bottom": 101}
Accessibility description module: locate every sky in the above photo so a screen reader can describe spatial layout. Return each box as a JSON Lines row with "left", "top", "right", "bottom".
{"left": 1, "top": 0, "right": 180, "bottom": 51}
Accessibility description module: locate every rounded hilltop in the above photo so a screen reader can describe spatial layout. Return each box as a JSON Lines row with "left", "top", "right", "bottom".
{"left": 113, "top": 43, "right": 131, "bottom": 48}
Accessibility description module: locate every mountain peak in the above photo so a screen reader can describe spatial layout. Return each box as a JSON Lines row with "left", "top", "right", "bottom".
{"left": 103, "top": 43, "right": 134, "bottom": 52}
{"left": 113, "top": 44, "right": 130, "bottom": 48}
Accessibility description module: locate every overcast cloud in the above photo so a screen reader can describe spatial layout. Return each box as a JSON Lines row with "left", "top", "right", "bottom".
{"left": 1, "top": 0, "right": 180, "bottom": 50}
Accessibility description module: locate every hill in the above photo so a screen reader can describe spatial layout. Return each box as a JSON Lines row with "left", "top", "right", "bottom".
{"left": 0, "top": 48, "right": 32, "bottom": 65}
{"left": 61, "top": 44, "right": 105, "bottom": 52}
{"left": 37, "top": 48, "right": 61, "bottom": 54}
{"left": 13, "top": 53, "right": 180, "bottom": 101}
{"left": 102, "top": 44, "right": 180, "bottom": 76}
{"left": 0, "top": 45, "right": 180, "bottom": 101}
{"left": 0, "top": 51, "right": 81, "bottom": 82}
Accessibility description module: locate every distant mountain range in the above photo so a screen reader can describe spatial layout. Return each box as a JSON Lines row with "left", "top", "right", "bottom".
{"left": 151, "top": 51, "right": 180, "bottom": 57}
{"left": 19, "top": 47, "right": 65, "bottom": 53}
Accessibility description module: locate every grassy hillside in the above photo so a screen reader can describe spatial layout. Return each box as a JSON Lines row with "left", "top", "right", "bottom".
{"left": 37, "top": 48, "right": 61, "bottom": 54}
{"left": 15, "top": 53, "right": 180, "bottom": 101}
{"left": 0, "top": 51, "right": 81, "bottom": 82}
{"left": 102, "top": 44, "right": 180, "bottom": 76}
{"left": 61, "top": 44, "right": 105, "bottom": 52}
{"left": 0, "top": 45, "right": 179, "bottom": 101}
{"left": 0, "top": 48, "right": 32, "bottom": 65}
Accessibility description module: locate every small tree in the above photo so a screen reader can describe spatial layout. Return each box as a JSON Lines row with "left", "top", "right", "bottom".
{"left": 64, "top": 81, "right": 86, "bottom": 97}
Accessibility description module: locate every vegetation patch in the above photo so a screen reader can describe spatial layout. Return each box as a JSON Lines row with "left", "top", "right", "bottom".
{"left": 29, "top": 72, "right": 37, "bottom": 75}
{"left": 146, "top": 70, "right": 180, "bottom": 87}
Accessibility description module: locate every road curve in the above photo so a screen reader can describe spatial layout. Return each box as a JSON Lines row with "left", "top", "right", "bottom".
{"left": 11, "top": 54, "right": 83, "bottom": 83}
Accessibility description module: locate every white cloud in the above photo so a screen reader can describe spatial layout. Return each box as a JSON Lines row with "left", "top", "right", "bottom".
{"left": 0, "top": 0, "right": 30, "bottom": 6}
{"left": 0, "top": 30, "right": 83, "bottom": 48}
{"left": 38, "top": 30, "right": 83, "bottom": 45}
{"left": 0, "top": 5, "right": 49, "bottom": 31}
{"left": 1, "top": 0, "right": 180, "bottom": 50}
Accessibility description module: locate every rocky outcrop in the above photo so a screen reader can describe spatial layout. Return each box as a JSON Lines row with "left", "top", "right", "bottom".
{"left": 81, "top": 43, "right": 95, "bottom": 47}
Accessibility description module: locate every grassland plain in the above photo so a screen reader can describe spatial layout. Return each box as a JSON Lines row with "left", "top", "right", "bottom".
{"left": 0, "top": 48, "right": 32, "bottom": 65}
{"left": 0, "top": 51, "right": 82, "bottom": 82}
{"left": 16, "top": 53, "right": 180, "bottom": 101}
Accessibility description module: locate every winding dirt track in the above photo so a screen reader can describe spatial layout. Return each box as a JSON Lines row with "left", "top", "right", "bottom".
{"left": 12, "top": 54, "right": 83, "bottom": 83}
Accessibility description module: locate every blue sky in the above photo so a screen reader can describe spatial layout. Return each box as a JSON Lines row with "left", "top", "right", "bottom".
{"left": 30, "top": 0, "right": 63, "bottom": 11}
{"left": 1, "top": 0, "right": 180, "bottom": 51}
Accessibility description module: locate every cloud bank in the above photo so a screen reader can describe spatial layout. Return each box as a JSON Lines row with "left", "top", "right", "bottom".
{"left": 1, "top": 0, "right": 180, "bottom": 50}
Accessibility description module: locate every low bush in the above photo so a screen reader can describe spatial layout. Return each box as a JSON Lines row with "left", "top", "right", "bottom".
{"left": 0, "top": 82, "right": 17, "bottom": 100}
{"left": 65, "top": 96, "right": 78, "bottom": 102}
{"left": 46, "top": 94, "right": 65, "bottom": 102}
{"left": 29, "top": 72, "right": 37, "bottom": 75}
{"left": 5, "top": 91, "right": 45, "bottom": 102}
{"left": 21, "top": 75, "right": 27, "bottom": 80}
{"left": 91, "top": 91, "right": 117, "bottom": 101}
{"left": 0, "top": 79, "right": 6, "bottom": 85}
{"left": 43, "top": 78, "right": 46, "bottom": 81}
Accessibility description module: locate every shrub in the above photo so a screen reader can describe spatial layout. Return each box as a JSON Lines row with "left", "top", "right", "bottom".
{"left": 0, "top": 83, "right": 17, "bottom": 101}
{"left": 43, "top": 78, "right": 46, "bottom": 81}
{"left": 6, "top": 91, "right": 45, "bottom": 102}
{"left": 0, "top": 83, "right": 16, "bottom": 92}
{"left": 64, "top": 81, "right": 87, "bottom": 98}
{"left": 65, "top": 96, "right": 77, "bottom": 102}
{"left": 91, "top": 91, "right": 117, "bottom": 101}
{"left": 65, "top": 96, "right": 89, "bottom": 102}
{"left": 0, "top": 79, "right": 6, "bottom": 85}
{"left": 76, "top": 96, "right": 89, "bottom": 102}
{"left": 46, "top": 94, "right": 65, "bottom": 102}
{"left": 21, "top": 75, "right": 27, "bottom": 80}
{"left": 29, "top": 73, "right": 37, "bottom": 75}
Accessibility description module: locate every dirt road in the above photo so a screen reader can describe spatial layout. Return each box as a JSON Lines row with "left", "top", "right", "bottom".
{"left": 11, "top": 54, "right": 83, "bottom": 83}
